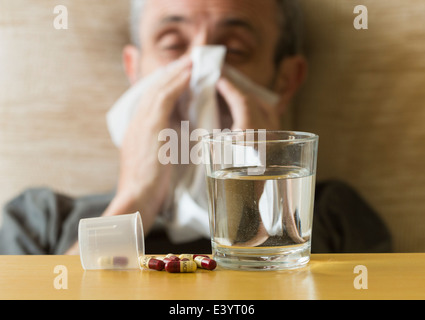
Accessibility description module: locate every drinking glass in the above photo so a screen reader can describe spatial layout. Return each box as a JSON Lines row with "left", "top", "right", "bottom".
{"left": 202, "top": 130, "right": 318, "bottom": 270}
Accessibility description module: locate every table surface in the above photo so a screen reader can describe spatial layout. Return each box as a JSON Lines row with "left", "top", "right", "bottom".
{"left": 0, "top": 253, "right": 424, "bottom": 300}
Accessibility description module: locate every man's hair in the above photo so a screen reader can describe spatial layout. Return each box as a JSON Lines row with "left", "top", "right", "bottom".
{"left": 129, "top": 0, "right": 303, "bottom": 64}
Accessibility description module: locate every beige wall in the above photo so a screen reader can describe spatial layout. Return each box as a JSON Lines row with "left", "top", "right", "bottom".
{"left": 295, "top": 0, "right": 425, "bottom": 252}
{"left": 0, "top": 1, "right": 128, "bottom": 209}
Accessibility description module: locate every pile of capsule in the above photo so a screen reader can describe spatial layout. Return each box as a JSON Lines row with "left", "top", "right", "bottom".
{"left": 139, "top": 254, "right": 217, "bottom": 273}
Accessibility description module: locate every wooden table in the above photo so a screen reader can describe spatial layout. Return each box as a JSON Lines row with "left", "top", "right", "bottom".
{"left": 0, "top": 253, "right": 424, "bottom": 300}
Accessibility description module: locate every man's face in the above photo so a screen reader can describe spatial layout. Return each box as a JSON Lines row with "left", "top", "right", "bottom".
{"left": 136, "top": 0, "right": 281, "bottom": 89}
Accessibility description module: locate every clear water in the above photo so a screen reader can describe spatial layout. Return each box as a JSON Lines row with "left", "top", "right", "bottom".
{"left": 207, "top": 165, "right": 315, "bottom": 270}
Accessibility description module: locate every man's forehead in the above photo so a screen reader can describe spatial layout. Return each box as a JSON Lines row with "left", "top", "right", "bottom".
{"left": 156, "top": 14, "right": 257, "bottom": 34}
{"left": 143, "top": 0, "right": 277, "bottom": 27}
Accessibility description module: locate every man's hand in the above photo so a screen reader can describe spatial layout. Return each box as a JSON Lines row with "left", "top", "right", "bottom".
{"left": 104, "top": 56, "right": 192, "bottom": 233}
{"left": 216, "top": 70, "right": 281, "bottom": 131}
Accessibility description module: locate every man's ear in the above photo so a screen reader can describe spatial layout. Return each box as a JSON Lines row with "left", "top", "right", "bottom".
{"left": 273, "top": 55, "right": 308, "bottom": 115}
{"left": 122, "top": 44, "right": 141, "bottom": 86}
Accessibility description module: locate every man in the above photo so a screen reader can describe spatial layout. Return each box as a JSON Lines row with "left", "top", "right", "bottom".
{"left": 0, "top": 0, "right": 392, "bottom": 255}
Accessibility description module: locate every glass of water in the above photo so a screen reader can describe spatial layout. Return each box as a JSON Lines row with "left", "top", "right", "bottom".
{"left": 202, "top": 130, "right": 319, "bottom": 270}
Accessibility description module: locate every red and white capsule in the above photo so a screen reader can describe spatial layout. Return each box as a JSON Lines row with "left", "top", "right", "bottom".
{"left": 139, "top": 256, "right": 165, "bottom": 271}
{"left": 178, "top": 254, "right": 193, "bottom": 261}
{"left": 165, "top": 260, "right": 197, "bottom": 273}
{"left": 97, "top": 256, "right": 129, "bottom": 268}
{"left": 193, "top": 254, "right": 209, "bottom": 259}
{"left": 194, "top": 256, "right": 217, "bottom": 270}
{"left": 162, "top": 254, "right": 180, "bottom": 264}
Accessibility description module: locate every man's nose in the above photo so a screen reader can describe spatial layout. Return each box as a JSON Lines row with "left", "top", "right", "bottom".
{"left": 190, "top": 25, "right": 213, "bottom": 48}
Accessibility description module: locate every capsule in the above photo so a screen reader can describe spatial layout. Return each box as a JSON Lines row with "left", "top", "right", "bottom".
{"left": 165, "top": 260, "right": 197, "bottom": 273}
{"left": 165, "top": 253, "right": 180, "bottom": 259}
{"left": 194, "top": 256, "right": 217, "bottom": 270}
{"left": 178, "top": 254, "right": 193, "bottom": 261}
{"left": 163, "top": 254, "right": 180, "bottom": 264}
{"left": 193, "top": 254, "right": 210, "bottom": 259}
{"left": 97, "top": 256, "right": 129, "bottom": 268}
{"left": 139, "top": 256, "right": 165, "bottom": 271}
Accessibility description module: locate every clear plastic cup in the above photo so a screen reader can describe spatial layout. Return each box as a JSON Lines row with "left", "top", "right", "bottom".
{"left": 78, "top": 212, "right": 144, "bottom": 270}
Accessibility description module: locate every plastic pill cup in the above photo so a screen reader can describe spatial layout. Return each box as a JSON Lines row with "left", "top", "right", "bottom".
{"left": 78, "top": 212, "right": 145, "bottom": 270}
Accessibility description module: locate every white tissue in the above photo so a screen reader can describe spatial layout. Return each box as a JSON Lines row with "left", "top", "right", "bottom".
{"left": 106, "top": 45, "right": 279, "bottom": 243}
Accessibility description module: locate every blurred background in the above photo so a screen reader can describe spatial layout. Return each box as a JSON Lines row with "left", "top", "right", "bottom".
{"left": 0, "top": 0, "right": 424, "bottom": 252}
